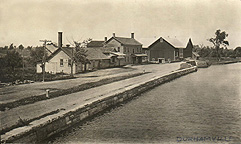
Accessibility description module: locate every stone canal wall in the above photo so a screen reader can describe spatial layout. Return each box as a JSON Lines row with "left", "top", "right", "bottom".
{"left": 1, "top": 66, "right": 197, "bottom": 143}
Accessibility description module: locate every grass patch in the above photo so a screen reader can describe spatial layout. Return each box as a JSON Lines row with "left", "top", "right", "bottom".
{"left": 0, "top": 72, "right": 149, "bottom": 111}
{"left": 0, "top": 109, "right": 63, "bottom": 135}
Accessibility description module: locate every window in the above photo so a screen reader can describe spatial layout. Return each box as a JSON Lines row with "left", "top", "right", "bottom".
{"left": 60, "top": 59, "right": 64, "bottom": 67}
{"left": 133, "top": 49, "right": 135, "bottom": 53}
{"left": 118, "top": 47, "right": 120, "bottom": 52}
{"left": 68, "top": 59, "right": 71, "bottom": 67}
{"left": 176, "top": 51, "right": 179, "bottom": 57}
{"left": 124, "top": 47, "right": 126, "bottom": 53}
{"left": 111, "top": 57, "right": 115, "bottom": 63}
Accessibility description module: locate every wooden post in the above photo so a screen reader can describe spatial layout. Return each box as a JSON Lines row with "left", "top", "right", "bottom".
{"left": 70, "top": 48, "right": 74, "bottom": 77}
{"left": 39, "top": 39, "right": 51, "bottom": 82}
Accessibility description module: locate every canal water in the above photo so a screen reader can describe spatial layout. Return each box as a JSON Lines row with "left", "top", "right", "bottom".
{"left": 48, "top": 63, "right": 241, "bottom": 143}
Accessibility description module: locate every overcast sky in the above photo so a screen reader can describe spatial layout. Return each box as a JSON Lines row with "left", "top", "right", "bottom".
{"left": 0, "top": 0, "right": 241, "bottom": 48}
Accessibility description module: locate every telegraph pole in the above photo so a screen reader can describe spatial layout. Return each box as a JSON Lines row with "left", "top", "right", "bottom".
{"left": 70, "top": 47, "right": 74, "bottom": 77}
{"left": 39, "top": 39, "right": 51, "bottom": 82}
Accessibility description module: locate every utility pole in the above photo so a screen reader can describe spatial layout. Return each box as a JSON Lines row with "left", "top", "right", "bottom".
{"left": 70, "top": 47, "right": 74, "bottom": 77}
{"left": 39, "top": 39, "right": 51, "bottom": 82}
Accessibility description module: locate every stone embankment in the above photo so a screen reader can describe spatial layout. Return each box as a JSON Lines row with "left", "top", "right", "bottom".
{"left": 1, "top": 66, "right": 197, "bottom": 143}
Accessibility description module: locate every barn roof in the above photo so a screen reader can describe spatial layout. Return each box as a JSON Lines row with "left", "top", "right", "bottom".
{"left": 148, "top": 37, "right": 186, "bottom": 49}
{"left": 164, "top": 37, "right": 185, "bottom": 48}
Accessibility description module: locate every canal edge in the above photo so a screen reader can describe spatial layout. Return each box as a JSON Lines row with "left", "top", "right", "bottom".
{"left": 0, "top": 66, "right": 197, "bottom": 143}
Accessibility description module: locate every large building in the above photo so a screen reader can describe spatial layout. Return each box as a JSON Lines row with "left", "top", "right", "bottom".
{"left": 104, "top": 33, "right": 147, "bottom": 64}
{"left": 146, "top": 37, "right": 194, "bottom": 62}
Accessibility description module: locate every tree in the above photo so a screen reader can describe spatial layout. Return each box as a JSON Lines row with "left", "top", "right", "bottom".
{"left": 234, "top": 47, "right": 241, "bottom": 57}
{"left": 9, "top": 43, "right": 14, "bottom": 50}
{"left": 30, "top": 46, "right": 46, "bottom": 66}
{"left": 3, "top": 46, "right": 8, "bottom": 50}
{"left": 5, "top": 50, "right": 22, "bottom": 71}
{"left": 68, "top": 38, "right": 91, "bottom": 76}
{"left": 208, "top": 29, "right": 229, "bottom": 61}
{"left": 26, "top": 46, "right": 32, "bottom": 51}
{"left": 18, "top": 44, "right": 24, "bottom": 50}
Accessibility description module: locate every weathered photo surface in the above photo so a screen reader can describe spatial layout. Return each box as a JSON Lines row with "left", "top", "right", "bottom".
{"left": 0, "top": 0, "right": 241, "bottom": 143}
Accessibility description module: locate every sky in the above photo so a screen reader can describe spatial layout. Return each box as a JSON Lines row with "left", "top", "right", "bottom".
{"left": 0, "top": 0, "right": 241, "bottom": 48}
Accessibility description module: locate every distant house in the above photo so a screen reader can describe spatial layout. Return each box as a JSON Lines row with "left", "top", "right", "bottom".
{"left": 184, "top": 38, "right": 194, "bottom": 58}
{"left": 147, "top": 37, "right": 194, "bottom": 62}
{"left": 36, "top": 47, "right": 112, "bottom": 74}
{"left": 37, "top": 32, "right": 113, "bottom": 74}
{"left": 104, "top": 33, "right": 147, "bottom": 64}
{"left": 37, "top": 47, "right": 76, "bottom": 74}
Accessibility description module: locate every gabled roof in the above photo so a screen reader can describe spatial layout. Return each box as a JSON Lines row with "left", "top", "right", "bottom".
{"left": 87, "top": 41, "right": 105, "bottom": 47}
{"left": 85, "top": 48, "right": 110, "bottom": 60}
{"left": 148, "top": 37, "right": 186, "bottom": 49}
{"left": 46, "top": 47, "right": 74, "bottom": 62}
{"left": 139, "top": 38, "right": 157, "bottom": 47}
{"left": 46, "top": 43, "right": 58, "bottom": 54}
{"left": 106, "top": 37, "right": 142, "bottom": 46}
{"left": 164, "top": 37, "right": 185, "bottom": 48}
{"left": 45, "top": 46, "right": 110, "bottom": 63}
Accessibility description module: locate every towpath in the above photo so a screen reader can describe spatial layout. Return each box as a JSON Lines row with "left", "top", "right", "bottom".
{"left": 0, "top": 63, "right": 180, "bottom": 135}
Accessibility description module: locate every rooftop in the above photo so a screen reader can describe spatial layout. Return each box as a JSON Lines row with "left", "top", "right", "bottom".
{"left": 85, "top": 48, "right": 110, "bottom": 60}
{"left": 87, "top": 41, "right": 105, "bottom": 47}
{"left": 107, "top": 37, "right": 142, "bottom": 46}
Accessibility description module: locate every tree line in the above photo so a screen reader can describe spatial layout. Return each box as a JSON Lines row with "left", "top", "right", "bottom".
{"left": 193, "top": 45, "right": 241, "bottom": 58}
{"left": 0, "top": 39, "right": 91, "bottom": 83}
{"left": 194, "top": 29, "right": 241, "bottom": 59}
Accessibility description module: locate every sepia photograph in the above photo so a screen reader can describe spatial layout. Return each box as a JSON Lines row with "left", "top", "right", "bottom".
{"left": 0, "top": 0, "right": 241, "bottom": 143}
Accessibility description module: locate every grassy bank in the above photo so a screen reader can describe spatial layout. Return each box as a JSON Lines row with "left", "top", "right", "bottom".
{"left": 0, "top": 67, "right": 77, "bottom": 86}
{"left": 199, "top": 57, "right": 241, "bottom": 65}
{"left": 0, "top": 72, "right": 148, "bottom": 111}
{"left": 0, "top": 109, "right": 64, "bottom": 135}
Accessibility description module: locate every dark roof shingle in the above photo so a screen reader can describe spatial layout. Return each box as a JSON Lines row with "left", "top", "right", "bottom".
{"left": 87, "top": 41, "right": 105, "bottom": 47}
{"left": 85, "top": 48, "right": 110, "bottom": 60}
{"left": 106, "top": 37, "right": 142, "bottom": 46}
{"left": 46, "top": 47, "right": 110, "bottom": 62}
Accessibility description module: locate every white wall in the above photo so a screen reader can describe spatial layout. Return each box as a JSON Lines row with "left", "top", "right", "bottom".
{"left": 36, "top": 51, "right": 76, "bottom": 74}
{"left": 105, "top": 39, "right": 123, "bottom": 53}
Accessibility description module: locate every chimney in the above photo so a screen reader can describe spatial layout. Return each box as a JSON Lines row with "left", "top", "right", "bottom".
{"left": 131, "top": 33, "right": 134, "bottom": 38}
{"left": 113, "top": 33, "right": 115, "bottom": 37}
{"left": 105, "top": 37, "right": 107, "bottom": 42}
{"left": 58, "top": 32, "right": 62, "bottom": 48}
